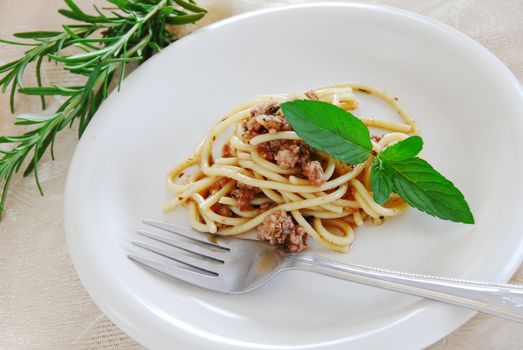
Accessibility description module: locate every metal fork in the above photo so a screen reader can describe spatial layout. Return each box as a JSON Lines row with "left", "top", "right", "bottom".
{"left": 129, "top": 219, "right": 523, "bottom": 323}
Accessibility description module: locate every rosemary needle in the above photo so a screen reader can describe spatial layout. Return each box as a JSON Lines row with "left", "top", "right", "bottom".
{"left": 0, "top": 0, "right": 206, "bottom": 217}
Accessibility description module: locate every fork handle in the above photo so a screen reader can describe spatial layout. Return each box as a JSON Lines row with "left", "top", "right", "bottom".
{"left": 288, "top": 254, "right": 523, "bottom": 323}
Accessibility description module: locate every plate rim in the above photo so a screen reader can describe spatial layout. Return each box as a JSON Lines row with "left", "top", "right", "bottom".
{"left": 64, "top": 2, "right": 523, "bottom": 349}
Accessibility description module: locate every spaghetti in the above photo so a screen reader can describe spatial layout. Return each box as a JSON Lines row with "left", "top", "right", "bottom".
{"left": 164, "top": 83, "right": 416, "bottom": 253}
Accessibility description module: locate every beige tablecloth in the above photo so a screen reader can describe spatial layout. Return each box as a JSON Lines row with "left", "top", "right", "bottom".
{"left": 1, "top": 0, "right": 523, "bottom": 349}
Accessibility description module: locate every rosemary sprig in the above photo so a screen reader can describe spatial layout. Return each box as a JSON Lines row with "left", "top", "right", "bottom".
{"left": 0, "top": 0, "right": 206, "bottom": 217}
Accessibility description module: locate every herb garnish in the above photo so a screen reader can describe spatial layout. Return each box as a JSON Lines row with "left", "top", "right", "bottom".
{"left": 281, "top": 99, "right": 373, "bottom": 163}
{"left": 0, "top": 0, "right": 206, "bottom": 217}
{"left": 280, "top": 100, "right": 474, "bottom": 224}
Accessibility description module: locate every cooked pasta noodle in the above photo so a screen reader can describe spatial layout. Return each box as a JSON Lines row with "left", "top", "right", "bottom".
{"left": 164, "top": 83, "right": 415, "bottom": 253}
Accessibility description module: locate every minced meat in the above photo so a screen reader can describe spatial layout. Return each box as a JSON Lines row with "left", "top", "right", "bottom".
{"left": 254, "top": 114, "right": 291, "bottom": 133}
{"left": 232, "top": 183, "right": 261, "bottom": 211}
{"left": 274, "top": 146, "right": 300, "bottom": 169}
{"left": 257, "top": 140, "right": 326, "bottom": 186}
{"left": 243, "top": 102, "right": 327, "bottom": 186}
{"left": 211, "top": 203, "right": 233, "bottom": 217}
{"left": 242, "top": 102, "right": 291, "bottom": 140}
{"left": 302, "top": 160, "right": 326, "bottom": 186}
{"left": 287, "top": 225, "right": 308, "bottom": 253}
{"left": 222, "top": 143, "right": 233, "bottom": 157}
{"left": 259, "top": 201, "right": 277, "bottom": 211}
{"left": 208, "top": 178, "right": 230, "bottom": 195}
{"left": 257, "top": 210, "right": 308, "bottom": 252}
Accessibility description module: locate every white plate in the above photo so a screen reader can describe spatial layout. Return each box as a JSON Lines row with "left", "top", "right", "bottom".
{"left": 65, "top": 3, "right": 523, "bottom": 349}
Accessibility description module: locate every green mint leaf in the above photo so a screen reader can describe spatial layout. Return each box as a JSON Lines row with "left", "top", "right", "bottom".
{"left": 280, "top": 100, "right": 372, "bottom": 164}
{"left": 371, "top": 135, "right": 423, "bottom": 204}
{"left": 371, "top": 158, "right": 393, "bottom": 205}
{"left": 384, "top": 157, "right": 474, "bottom": 224}
{"left": 380, "top": 135, "right": 423, "bottom": 161}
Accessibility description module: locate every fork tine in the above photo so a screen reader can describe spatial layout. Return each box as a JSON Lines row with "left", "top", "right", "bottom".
{"left": 137, "top": 230, "right": 226, "bottom": 262}
{"left": 143, "top": 219, "right": 229, "bottom": 250}
{"left": 128, "top": 253, "right": 218, "bottom": 289}
{"left": 133, "top": 241, "right": 221, "bottom": 275}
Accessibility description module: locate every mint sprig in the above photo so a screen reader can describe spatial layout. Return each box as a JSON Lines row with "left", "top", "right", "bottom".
{"left": 280, "top": 100, "right": 474, "bottom": 224}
